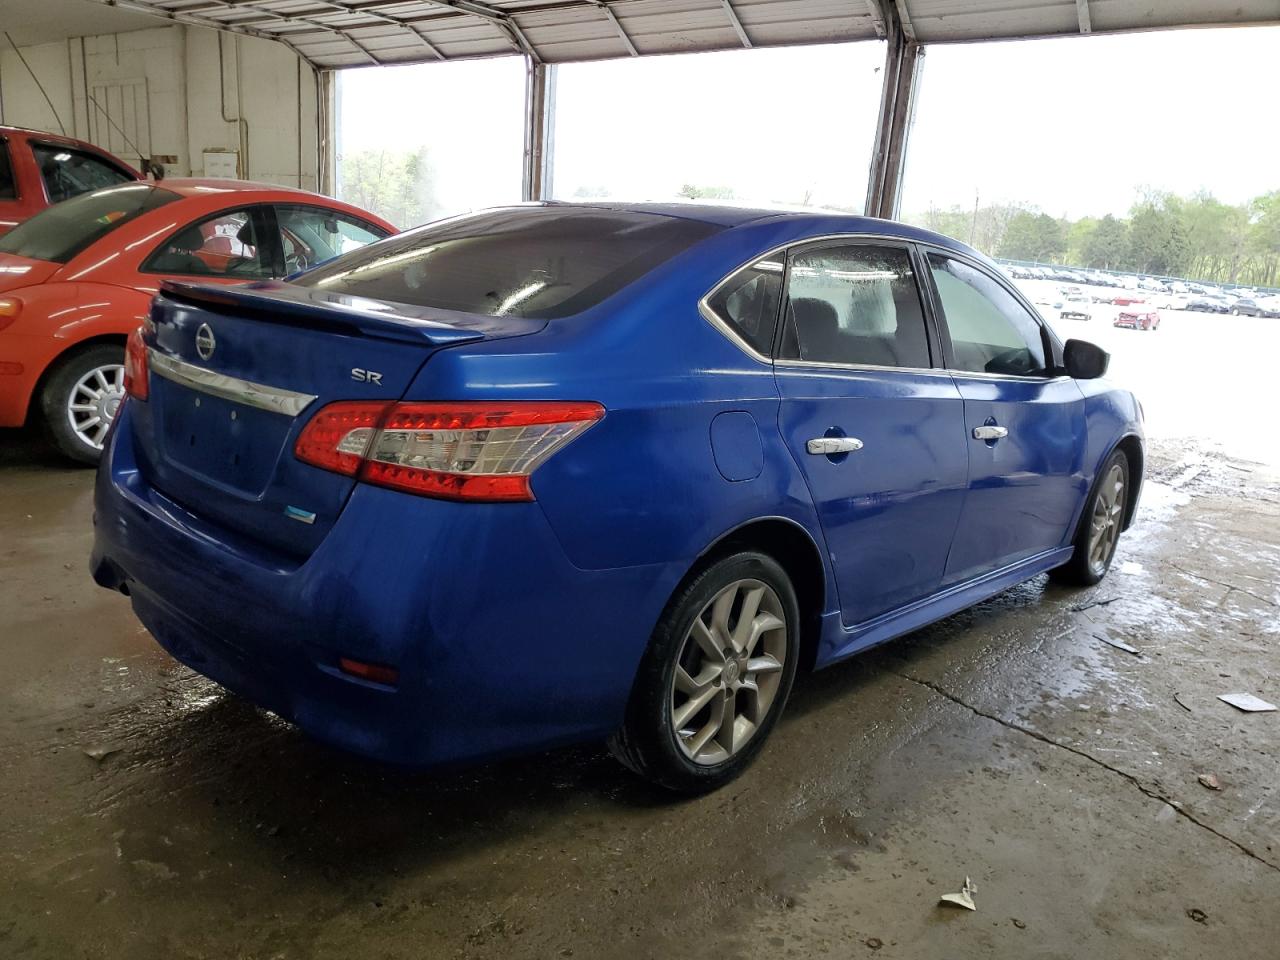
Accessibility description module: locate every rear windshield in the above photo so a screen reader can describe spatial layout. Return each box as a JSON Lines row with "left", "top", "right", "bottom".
{"left": 293, "top": 207, "right": 721, "bottom": 319}
{"left": 0, "top": 184, "right": 180, "bottom": 263}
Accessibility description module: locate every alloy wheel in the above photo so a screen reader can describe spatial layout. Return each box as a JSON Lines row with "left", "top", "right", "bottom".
{"left": 67, "top": 363, "right": 125, "bottom": 451}
{"left": 670, "top": 578, "right": 787, "bottom": 765}
{"left": 1088, "top": 463, "right": 1125, "bottom": 576}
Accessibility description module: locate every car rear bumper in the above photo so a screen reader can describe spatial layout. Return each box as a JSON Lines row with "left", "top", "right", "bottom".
{"left": 91, "top": 404, "right": 679, "bottom": 767}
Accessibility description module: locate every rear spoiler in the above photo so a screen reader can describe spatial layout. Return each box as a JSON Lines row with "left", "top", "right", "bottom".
{"left": 158, "top": 280, "right": 545, "bottom": 346}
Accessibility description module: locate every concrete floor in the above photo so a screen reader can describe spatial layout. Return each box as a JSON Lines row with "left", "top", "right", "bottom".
{"left": 1, "top": 426, "right": 1278, "bottom": 960}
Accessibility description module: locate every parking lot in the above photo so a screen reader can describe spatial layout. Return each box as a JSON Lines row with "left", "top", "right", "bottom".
{"left": 2, "top": 308, "right": 1277, "bottom": 959}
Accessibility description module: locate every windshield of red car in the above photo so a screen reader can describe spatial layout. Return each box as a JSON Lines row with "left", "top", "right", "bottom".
{"left": 0, "top": 184, "right": 181, "bottom": 264}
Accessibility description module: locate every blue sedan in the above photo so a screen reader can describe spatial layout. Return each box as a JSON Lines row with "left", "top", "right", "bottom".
{"left": 91, "top": 204, "right": 1143, "bottom": 792}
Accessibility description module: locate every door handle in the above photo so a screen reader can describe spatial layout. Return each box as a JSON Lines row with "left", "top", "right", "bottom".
{"left": 807, "top": 437, "right": 864, "bottom": 455}
{"left": 972, "top": 425, "right": 1009, "bottom": 441}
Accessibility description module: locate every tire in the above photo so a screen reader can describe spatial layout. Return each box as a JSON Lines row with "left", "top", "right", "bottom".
{"left": 1050, "top": 449, "right": 1130, "bottom": 587}
{"left": 1231, "top": 308, "right": 1240, "bottom": 316}
{"left": 39, "top": 344, "right": 126, "bottom": 465}
{"left": 609, "top": 551, "right": 800, "bottom": 793}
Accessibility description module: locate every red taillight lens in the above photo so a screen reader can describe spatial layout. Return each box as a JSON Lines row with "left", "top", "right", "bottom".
{"left": 294, "top": 400, "right": 604, "bottom": 501}
{"left": 123, "top": 326, "right": 149, "bottom": 401}
{"left": 338, "top": 657, "right": 399, "bottom": 686}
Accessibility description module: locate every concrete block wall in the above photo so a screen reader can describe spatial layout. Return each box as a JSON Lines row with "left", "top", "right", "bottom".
{"left": 0, "top": 24, "right": 321, "bottom": 190}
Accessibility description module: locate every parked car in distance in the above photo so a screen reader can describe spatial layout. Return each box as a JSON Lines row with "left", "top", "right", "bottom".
{"left": 1114, "top": 306, "right": 1161, "bottom": 330}
{"left": 1112, "top": 292, "right": 1147, "bottom": 306}
{"left": 1230, "top": 298, "right": 1267, "bottom": 317}
{"left": 0, "top": 126, "right": 141, "bottom": 236}
{"left": 0, "top": 180, "right": 394, "bottom": 462}
{"left": 1059, "top": 286, "right": 1092, "bottom": 320}
{"left": 92, "top": 203, "right": 1144, "bottom": 793}
{"left": 1185, "top": 295, "right": 1228, "bottom": 314}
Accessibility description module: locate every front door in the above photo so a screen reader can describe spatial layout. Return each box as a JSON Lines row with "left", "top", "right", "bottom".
{"left": 774, "top": 241, "right": 968, "bottom": 627}
{"left": 924, "top": 253, "right": 1087, "bottom": 584}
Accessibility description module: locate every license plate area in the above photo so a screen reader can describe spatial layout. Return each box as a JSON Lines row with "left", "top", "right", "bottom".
{"left": 155, "top": 378, "right": 293, "bottom": 495}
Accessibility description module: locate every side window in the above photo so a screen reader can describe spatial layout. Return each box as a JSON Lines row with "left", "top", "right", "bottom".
{"left": 927, "top": 255, "right": 1048, "bottom": 376}
{"left": 0, "top": 141, "right": 15, "bottom": 200}
{"left": 144, "top": 209, "right": 271, "bottom": 279}
{"left": 31, "top": 144, "right": 132, "bottom": 203}
{"left": 779, "top": 244, "right": 931, "bottom": 369}
{"left": 704, "top": 257, "right": 783, "bottom": 356}
{"left": 275, "top": 205, "right": 387, "bottom": 274}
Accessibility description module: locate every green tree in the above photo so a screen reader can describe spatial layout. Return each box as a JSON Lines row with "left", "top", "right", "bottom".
{"left": 678, "top": 184, "right": 735, "bottom": 200}
{"left": 1080, "top": 215, "right": 1129, "bottom": 270}
{"left": 1127, "top": 196, "right": 1189, "bottom": 276}
{"left": 997, "top": 211, "right": 1066, "bottom": 262}
{"left": 338, "top": 147, "right": 438, "bottom": 228}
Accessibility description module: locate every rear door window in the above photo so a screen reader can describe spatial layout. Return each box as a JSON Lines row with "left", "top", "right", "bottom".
{"left": 0, "top": 184, "right": 179, "bottom": 263}
{"left": 143, "top": 208, "right": 273, "bottom": 279}
{"left": 927, "top": 254, "right": 1049, "bottom": 376}
{"left": 274, "top": 204, "right": 389, "bottom": 274}
{"left": 779, "top": 244, "right": 932, "bottom": 368}
{"left": 32, "top": 143, "right": 133, "bottom": 203}
{"left": 294, "top": 207, "right": 720, "bottom": 318}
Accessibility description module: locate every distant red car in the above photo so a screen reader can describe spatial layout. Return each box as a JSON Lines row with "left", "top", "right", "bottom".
{"left": 1111, "top": 292, "right": 1147, "bottom": 306}
{"left": 1, "top": 126, "right": 141, "bottom": 236}
{"left": 0, "top": 180, "right": 395, "bottom": 461}
{"left": 1114, "top": 307, "right": 1160, "bottom": 331}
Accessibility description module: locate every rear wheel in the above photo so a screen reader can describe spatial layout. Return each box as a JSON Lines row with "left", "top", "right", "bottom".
{"left": 1050, "top": 450, "right": 1129, "bottom": 586}
{"left": 609, "top": 552, "right": 800, "bottom": 793}
{"left": 40, "top": 344, "right": 126, "bottom": 465}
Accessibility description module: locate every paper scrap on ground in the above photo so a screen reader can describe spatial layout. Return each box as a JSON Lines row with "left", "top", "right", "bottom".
{"left": 939, "top": 876, "right": 976, "bottom": 911}
{"left": 1093, "top": 631, "right": 1140, "bottom": 655}
{"left": 1197, "top": 773, "right": 1222, "bottom": 791}
{"left": 1218, "top": 693, "right": 1277, "bottom": 713}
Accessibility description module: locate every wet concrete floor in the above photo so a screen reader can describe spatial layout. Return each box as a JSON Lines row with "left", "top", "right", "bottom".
{"left": 1, "top": 427, "right": 1277, "bottom": 959}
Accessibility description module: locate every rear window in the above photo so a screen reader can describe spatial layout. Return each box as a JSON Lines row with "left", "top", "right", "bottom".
{"left": 293, "top": 207, "right": 720, "bottom": 318}
{"left": 0, "top": 184, "right": 180, "bottom": 263}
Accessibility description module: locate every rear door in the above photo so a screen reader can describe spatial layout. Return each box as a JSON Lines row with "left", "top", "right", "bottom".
{"left": 923, "top": 251, "right": 1086, "bottom": 584}
{"left": 774, "top": 240, "right": 968, "bottom": 627}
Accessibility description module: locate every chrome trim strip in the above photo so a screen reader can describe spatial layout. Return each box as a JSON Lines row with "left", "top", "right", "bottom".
{"left": 148, "top": 349, "right": 318, "bottom": 417}
{"left": 775, "top": 358, "right": 953, "bottom": 377}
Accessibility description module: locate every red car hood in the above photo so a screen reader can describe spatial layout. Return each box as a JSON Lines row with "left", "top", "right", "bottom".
{"left": 0, "top": 253, "right": 59, "bottom": 293}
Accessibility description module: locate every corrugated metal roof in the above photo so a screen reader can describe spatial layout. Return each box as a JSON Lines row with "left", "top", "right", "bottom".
{"left": 93, "top": 0, "right": 1280, "bottom": 68}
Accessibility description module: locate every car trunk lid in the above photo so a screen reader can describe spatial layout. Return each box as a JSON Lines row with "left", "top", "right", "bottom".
{"left": 130, "top": 281, "right": 544, "bottom": 558}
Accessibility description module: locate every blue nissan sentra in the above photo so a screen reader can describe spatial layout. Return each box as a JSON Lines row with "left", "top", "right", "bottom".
{"left": 91, "top": 203, "right": 1143, "bottom": 792}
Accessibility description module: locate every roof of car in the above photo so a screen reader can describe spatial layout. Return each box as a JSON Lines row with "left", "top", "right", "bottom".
{"left": 149, "top": 178, "right": 322, "bottom": 198}
{"left": 536, "top": 201, "right": 980, "bottom": 255}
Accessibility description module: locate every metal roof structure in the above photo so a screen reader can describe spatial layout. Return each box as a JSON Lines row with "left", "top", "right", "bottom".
{"left": 88, "top": 0, "right": 1280, "bottom": 68}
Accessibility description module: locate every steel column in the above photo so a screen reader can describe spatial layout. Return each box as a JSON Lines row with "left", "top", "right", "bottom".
{"left": 522, "top": 57, "right": 557, "bottom": 201}
{"left": 864, "top": 4, "right": 923, "bottom": 220}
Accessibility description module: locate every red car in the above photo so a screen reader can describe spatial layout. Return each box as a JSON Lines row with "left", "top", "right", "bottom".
{"left": 1, "top": 126, "right": 141, "bottom": 236}
{"left": 0, "top": 180, "right": 395, "bottom": 462}
{"left": 1114, "top": 307, "right": 1161, "bottom": 331}
{"left": 1111, "top": 292, "right": 1147, "bottom": 306}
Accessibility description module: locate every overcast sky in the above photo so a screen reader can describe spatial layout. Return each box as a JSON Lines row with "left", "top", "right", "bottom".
{"left": 339, "top": 25, "right": 1279, "bottom": 222}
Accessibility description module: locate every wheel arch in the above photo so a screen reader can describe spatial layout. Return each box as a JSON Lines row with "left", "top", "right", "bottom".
{"left": 27, "top": 333, "right": 128, "bottom": 425}
{"left": 1111, "top": 433, "right": 1144, "bottom": 531}
{"left": 688, "top": 516, "right": 828, "bottom": 672}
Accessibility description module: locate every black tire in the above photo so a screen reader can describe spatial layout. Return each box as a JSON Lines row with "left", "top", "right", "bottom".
{"left": 609, "top": 551, "right": 800, "bottom": 793}
{"left": 1050, "top": 449, "right": 1130, "bottom": 587}
{"left": 1231, "top": 308, "right": 1240, "bottom": 316}
{"left": 39, "top": 343, "right": 126, "bottom": 465}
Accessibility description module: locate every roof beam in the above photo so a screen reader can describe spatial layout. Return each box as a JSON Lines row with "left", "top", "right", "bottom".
{"left": 594, "top": 2, "right": 638, "bottom": 56}
{"left": 719, "top": 0, "right": 752, "bottom": 48}
{"left": 893, "top": 0, "right": 915, "bottom": 41}
{"left": 1076, "top": 0, "right": 1092, "bottom": 33}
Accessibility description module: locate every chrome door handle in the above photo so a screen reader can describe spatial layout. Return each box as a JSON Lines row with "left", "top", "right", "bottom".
{"left": 806, "top": 437, "right": 864, "bottom": 455}
{"left": 973, "top": 425, "right": 1008, "bottom": 441}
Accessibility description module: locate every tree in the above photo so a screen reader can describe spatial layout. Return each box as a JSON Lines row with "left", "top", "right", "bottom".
{"left": 338, "top": 147, "right": 439, "bottom": 228}
{"left": 1080, "top": 215, "right": 1128, "bottom": 270}
{"left": 1127, "top": 196, "right": 1189, "bottom": 276}
{"left": 678, "top": 184, "right": 735, "bottom": 200}
{"left": 997, "top": 211, "right": 1066, "bottom": 262}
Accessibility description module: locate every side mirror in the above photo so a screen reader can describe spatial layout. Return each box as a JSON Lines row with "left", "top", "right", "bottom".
{"left": 1063, "top": 338, "right": 1109, "bottom": 379}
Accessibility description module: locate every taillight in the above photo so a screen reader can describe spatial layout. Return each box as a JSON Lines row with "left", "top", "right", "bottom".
{"left": 123, "top": 326, "right": 149, "bottom": 401}
{"left": 0, "top": 297, "right": 20, "bottom": 333}
{"left": 295, "top": 400, "right": 604, "bottom": 502}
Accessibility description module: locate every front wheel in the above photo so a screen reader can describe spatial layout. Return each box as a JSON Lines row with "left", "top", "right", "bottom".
{"left": 40, "top": 344, "right": 127, "bottom": 465}
{"left": 1050, "top": 450, "right": 1130, "bottom": 586}
{"left": 609, "top": 552, "right": 800, "bottom": 793}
